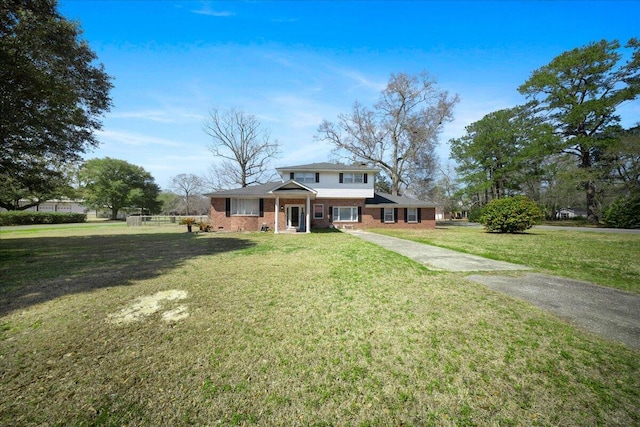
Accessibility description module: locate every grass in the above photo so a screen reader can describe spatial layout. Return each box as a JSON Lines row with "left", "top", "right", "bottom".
{"left": 1, "top": 224, "right": 639, "bottom": 426}
{"left": 373, "top": 226, "right": 640, "bottom": 294}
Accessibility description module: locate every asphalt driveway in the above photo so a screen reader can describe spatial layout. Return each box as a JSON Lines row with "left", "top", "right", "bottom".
{"left": 345, "top": 229, "right": 640, "bottom": 351}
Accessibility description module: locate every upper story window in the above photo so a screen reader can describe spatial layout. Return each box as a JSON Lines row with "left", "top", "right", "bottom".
{"left": 340, "top": 173, "right": 368, "bottom": 184}
{"left": 291, "top": 172, "right": 318, "bottom": 183}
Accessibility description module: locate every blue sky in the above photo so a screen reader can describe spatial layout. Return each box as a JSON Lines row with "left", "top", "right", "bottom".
{"left": 58, "top": 1, "right": 640, "bottom": 190}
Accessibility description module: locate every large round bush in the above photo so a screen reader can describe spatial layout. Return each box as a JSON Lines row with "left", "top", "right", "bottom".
{"left": 605, "top": 195, "right": 640, "bottom": 229}
{"left": 479, "top": 196, "right": 542, "bottom": 233}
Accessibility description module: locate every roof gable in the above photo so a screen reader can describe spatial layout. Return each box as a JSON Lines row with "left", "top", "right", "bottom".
{"left": 269, "top": 180, "right": 317, "bottom": 194}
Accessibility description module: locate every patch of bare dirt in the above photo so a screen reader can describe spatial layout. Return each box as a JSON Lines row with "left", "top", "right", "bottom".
{"left": 107, "top": 290, "right": 188, "bottom": 324}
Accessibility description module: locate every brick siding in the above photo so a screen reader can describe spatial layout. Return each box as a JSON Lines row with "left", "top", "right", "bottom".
{"left": 210, "top": 197, "right": 436, "bottom": 231}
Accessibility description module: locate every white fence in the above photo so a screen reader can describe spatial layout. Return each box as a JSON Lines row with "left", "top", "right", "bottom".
{"left": 126, "top": 215, "right": 210, "bottom": 227}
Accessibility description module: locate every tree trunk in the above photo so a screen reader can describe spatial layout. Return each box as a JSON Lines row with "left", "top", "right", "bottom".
{"left": 391, "top": 175, "right": 400, "bottom": 196}
{"left": 586, "top": 180, "right": 598, "bottom": 223}
{"left": 580, "top": 147, "right": 598, "bottom": 223}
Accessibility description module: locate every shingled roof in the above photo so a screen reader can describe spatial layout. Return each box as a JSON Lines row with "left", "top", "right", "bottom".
{"left": 365, "top": 193, "right": 436, "bottom": 208}
{"left": 276, "top": 162, "right": 378, "bottom": 172}
{"left": 204, "top": 182, "right": 282, "bottom": 197}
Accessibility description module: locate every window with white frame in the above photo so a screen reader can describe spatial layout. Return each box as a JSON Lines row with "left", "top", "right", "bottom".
{"left": 231, "top": 198, "right": 259, "bottom": 216}
{"left": 384, "top": 208, "right": 395, "bottom": 223}
{"left": 342, "top": 172, "right": 364, "bottom": 184}
{"left": 314, "top": 204, "right": 324, "bottom": 219}
{"left": 294, "top": 172, "right": 315, "bottom": 183}
{"left": 407, "top": 208, "right": 418, "bottom": 223}
{"left": 333, "top": 206, "right": 358, "bottom": 222}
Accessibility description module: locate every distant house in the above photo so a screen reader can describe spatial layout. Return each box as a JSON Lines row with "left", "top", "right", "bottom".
{"left": 0, "top": 199, "right": 127, "bottom": 219}
{"left": 0, "top": 198, "right": 86, "bottom": 214}
{"left": 555, "top": 207, "right": 588, "bottom": 220}
{"left": 206, "top": 162, "right": 437, "bottom": 233}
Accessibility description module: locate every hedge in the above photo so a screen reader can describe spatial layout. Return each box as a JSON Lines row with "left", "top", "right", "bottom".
{"left": 0, "top": 211, "right": 87, "bottom": 226}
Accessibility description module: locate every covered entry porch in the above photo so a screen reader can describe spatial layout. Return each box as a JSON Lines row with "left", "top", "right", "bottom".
{"left": 270, "top": 181, "right": 317, "bottom": 234}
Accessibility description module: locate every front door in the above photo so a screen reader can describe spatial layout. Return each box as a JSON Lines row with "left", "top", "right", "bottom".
{"left": 286, "top": 205, "right": 304, "bottom": 230}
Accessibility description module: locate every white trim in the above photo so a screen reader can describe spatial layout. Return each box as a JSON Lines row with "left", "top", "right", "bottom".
{"left": 285, "top": 204, "right": 305, "bottom": 230}
{"left": 274, "top": 196, "right": 280, "bottom": 233}
{"left": 231, "top": 198, "right": 260, "bottom": 216}
{"left": 407, "top": 207, "right": 418, "bottom": 223}
{"left": 269, "top": 180, "right": 317, "bottom": 194}
{"left": 332, "top": 206, "right": 358, "bottom": 222}
{"left": 342, "top": 172, "right": 364, "bottom": 184}
{"left": 306, "top": 196, "right": 311, "bottom": 233}
{"left": 383, "top": 207, "right": 395, "bottom": 223}
{"left": 313, "top": 203, "right": 324, "bottom": 219}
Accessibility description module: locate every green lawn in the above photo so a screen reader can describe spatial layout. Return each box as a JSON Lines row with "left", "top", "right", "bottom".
{"left": 1, "top": 225, "right": 639, "bottom": 426}
{"left": 373, "top": 226, "right": 640, "bottom": 294}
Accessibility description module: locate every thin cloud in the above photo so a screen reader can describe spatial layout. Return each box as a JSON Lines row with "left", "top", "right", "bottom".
{"left": 191, "top": 8, "right": 235, "bottom": 17}
{"left": 96, "top": 129, "right": 185, "bottom": 148}
{"left": 109, "top": 110, "right": 175, "bottom": 123}
{"left": 332, "top": 67, "right": 387, "bottom": 92}
{"left": 109, "top": 109, "right": 206, "bottom": 123}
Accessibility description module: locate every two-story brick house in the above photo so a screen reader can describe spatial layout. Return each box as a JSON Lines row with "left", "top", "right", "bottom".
{"left": 206, "top": 162, "right": 436, "bottom": 233}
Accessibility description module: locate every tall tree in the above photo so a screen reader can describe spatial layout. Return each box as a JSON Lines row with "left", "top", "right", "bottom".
{"left": 203, "top": 108, "right": 280, "bottom": 188}
{"left": 450, "top": 106, "right": 556, "bottom": 204}
{"left": 0, "top": 0, "right": 113, "bottom": 210}
{"left": 158, "top": 191, "right": 182, "bottom": 215}
{"left": 316, "top": 72, "right": 459, "bottom": 195}
{"left": 518, "top": 39, "right": 640, "bottom": 222}
{"left": 170, "top": 173, "right": 203, "bottom": 215}
{"left": 80, "top": 158, "right": 160, "bottom": 219}
{"left": 602, "top": 124, "right": 640, "bottom": 195}
{"left": 409, "top": 163, "right": 462, "bottom": 219}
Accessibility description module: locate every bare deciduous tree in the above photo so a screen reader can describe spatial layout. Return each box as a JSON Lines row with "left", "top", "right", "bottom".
{"left": 316, "top": 72, "right": 459, "bottom": 195}
{"left": 170, "top": 173, "right": 203, "bottom": 215}
{"left": 203, "top": 108, "right": 280, "bottom": 188}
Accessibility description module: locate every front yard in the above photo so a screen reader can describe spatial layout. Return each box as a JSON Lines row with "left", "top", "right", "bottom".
{"left": 1, "top": 225, "right": 638, "bottom": 425}
{"left": 374, "top": 226, "right": 640, "bottom": 294}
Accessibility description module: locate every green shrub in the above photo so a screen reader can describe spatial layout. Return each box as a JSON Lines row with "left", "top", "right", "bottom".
{"left": 479, "top": 196, "right": 542, "bottom": 233}
{"left": 0, "top": 211, "right": 87, "bottom": 226}
{"left": 605, "top": 195, "right": 640, "bottom": 229}
{"left": 467, "top": 206, "right": 485, "bottom": 223}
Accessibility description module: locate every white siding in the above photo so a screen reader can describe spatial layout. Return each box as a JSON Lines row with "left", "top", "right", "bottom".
{"left": 312, "top": 172, "right": 374, "bottom": 198}
{"left": 278, "top": 170, "right": 375, "bottom": 198}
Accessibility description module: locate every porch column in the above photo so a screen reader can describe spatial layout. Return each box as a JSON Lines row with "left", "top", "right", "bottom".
{"left": 274, "top": 196, "right": 280, "bottom": 234}
{"left": 306, "top": 195, "right": 311, "bottom": 233}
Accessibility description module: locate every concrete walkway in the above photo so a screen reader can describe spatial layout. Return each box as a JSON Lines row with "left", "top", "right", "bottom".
{"left": 344, "top": 229, "right": 531, "bottom": 272}
{"left": 344, "top": 229, "right": 640, "bottom": 351}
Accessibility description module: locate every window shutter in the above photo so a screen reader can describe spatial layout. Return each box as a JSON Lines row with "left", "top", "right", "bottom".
{"left": 364, "top": 173, "right": 368, "bottom": 184}
{"left": 315, "top": 172, "right": 320, "bottom": 183}
{"left": 394, "top": 208, "right": 398, "bottom": 223}
{"left": 329, "top": 206, "right": 333, "bottom": 222}
{"left": 404, "top": 208, "right": 408, "bottom": 223}
{"left": 380, "top": 208, "right": 385, "bottom": 223}
{"left": 259, "top": 198, "right": 264, "bottom": 217}
{"left": 358, "top": 206, "right": 362, "bottom": 223}
{"left": 339, "top": 173, "right": 344, "bottom": 183}
{"left": 418, "top": 208, "right": 422, "bottom": 223}
{"left": 225, "top": 198, "right": 231, "bottom": 217}
{"left": 290, "top": 172, "right": 294, "bottom": 180}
